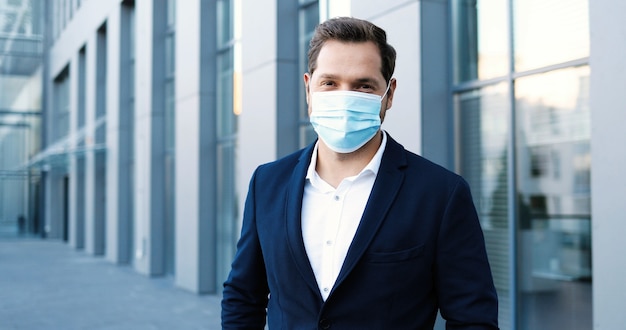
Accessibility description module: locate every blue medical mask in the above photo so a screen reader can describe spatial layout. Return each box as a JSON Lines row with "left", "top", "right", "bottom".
{"left": 310, "top": 85, "right": 389, "bottom": 153}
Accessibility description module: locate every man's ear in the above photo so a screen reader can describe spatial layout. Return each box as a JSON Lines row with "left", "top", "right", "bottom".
{"left": 385, "top": 78, "right": 397, "bottom": 109}
{"left": 304, "top": 72, "right": 311, "bottom": 105}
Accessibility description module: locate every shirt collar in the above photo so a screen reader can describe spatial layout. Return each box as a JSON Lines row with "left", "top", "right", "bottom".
{"left": 306, "top": 131, "right": 388, "bottom": 184}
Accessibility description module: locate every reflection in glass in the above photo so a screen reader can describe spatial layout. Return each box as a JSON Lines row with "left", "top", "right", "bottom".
{"left": 298, "top": 0, "right": 319, "bottom": 148}
{"left": 452, "top": 0, "right": 508, "bottom": 83}
{"left": 216, "top": 0, "right": 239, "bottom": 291}
{"left": 217, "top": 47, "right": 236, "bottom": 137}
{"left": 0, "top": 0, "right": 46, "bottom": 236}
{"left": 456, "top": 83, "right": 511, "bottom": 329}
{"left": 515, "top": 66, "right": 591, "bottom": 330}
{"left": 53, "top": 68, "right": 70, "bottom": 143}
{"left": 513, "top": 0, "right": 589, "bottom": 72}
{"left": 164, "top": 0, "right": 176, "bottom": 275}
{"left": 120, "top": 1, "right": 135, "bottom": 263}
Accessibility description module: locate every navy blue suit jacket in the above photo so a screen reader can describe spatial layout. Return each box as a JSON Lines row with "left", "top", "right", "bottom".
{"left": 222, "top": 134, "right": 498, "bottom": 329}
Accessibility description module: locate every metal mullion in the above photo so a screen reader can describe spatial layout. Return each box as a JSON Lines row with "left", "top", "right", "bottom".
{"left": 506, "top": 0, "right": 517, "bottom": 328}
{"left": 216, "top": 131, "right": 237, "bottom": 142}
{"left": 0, "top": 110, "right": 41, "bottom": 116}
{"left": 216, "top": 40, "right": 236, "bottom": 54}
{"left": 298, "top": 0, "right": 318, "bottom": 9}
{"left": 511, "top": 57, "right": 589, "bottom": 79}
{"left": 451, "top": 75, "right": 509, "bottom": 93}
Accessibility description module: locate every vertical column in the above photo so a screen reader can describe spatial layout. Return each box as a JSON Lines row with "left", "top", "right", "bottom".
{"left": 40, "top": 0, "right": 51, "bottom": 239}
{"left": 74, "top": 47, "right": 87, "bottom": 249}
{"left": 92, "top": 23, "right": 107, "bottom": 256}
{"left": 590, "top": 1, "right": 626, "bottom": 329}
{"left": 238, "top": 0, "right": 278, "bottom": 224}
{"left": 173, "top": 0, "right": 215, "bottom": 293}
{"left": 84, "top": 32, "right": 97, "bottom": 254}
{"left": 67, "top": 52, "right": 80, "bottom": 248}
{"left": 44, "top": 169, "right": 66, "bottom": 239}
{"left": 199, "top": 0, "right": 218, "bottom": 292}
{"left": 418, "top": 0, "right": 449, "bottom": 166}
{"left": 105, "top": 6, "right": 124, "bottom": 263}
{"left": 83, "top": 20, "right": 108, "bottom": 255}
{"left": 275, "top": 0, "right": 299, "bottom": 158}
{"left": 134, "top": 0, "right": 166, "bottom": 275}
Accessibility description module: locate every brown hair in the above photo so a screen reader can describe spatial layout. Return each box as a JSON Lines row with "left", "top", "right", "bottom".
{"left": 307, "top": 17, "right": 396, "bottom": 83}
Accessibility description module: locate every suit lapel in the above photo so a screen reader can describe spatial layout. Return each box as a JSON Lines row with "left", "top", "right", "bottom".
{"left": 284, "top": 143, "right": 321, "bottom": 296}
{"left": 332, "top": 136, "right": 407, "bottom": 291}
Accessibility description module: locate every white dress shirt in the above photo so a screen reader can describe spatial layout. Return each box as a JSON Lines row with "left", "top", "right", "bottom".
{"left": 301, "top": 131, "right": 387, "bottom": 301}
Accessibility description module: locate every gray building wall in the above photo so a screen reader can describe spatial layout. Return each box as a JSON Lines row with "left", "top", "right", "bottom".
{"left": 133, "top": 0, "right": 163, "bottom": 276}
{"left": 237, "top": 0, "right": 280, "bottom": 217}
{"left": 590, "top": 1, "right": 626, "bottom": 329}
{"left": 104, "top": 3, "right": 124, "bottom": 264}
{"left": 174, "top": 0, "right": 217, "bottom": 293}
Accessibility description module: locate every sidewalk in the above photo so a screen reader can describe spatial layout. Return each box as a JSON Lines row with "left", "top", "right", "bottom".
{"left": 0, "top": 238, "right": 222, "bottom": 330}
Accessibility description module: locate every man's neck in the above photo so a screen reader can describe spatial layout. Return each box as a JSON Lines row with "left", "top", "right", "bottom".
{"left": 315, "top": 131, "right": 382, "bottom": 188}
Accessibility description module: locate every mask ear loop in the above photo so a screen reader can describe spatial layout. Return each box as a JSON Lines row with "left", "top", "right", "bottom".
{"left": 380, "top": 82, "right": 391, "bottom": 100}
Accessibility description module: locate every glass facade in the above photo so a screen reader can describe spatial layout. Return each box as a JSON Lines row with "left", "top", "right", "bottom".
{"left": 452, "top": 0, "right": 508, "bottom": 83}
{"left": 455, "top": 83, "right": 512, "bottom": 329}
{"left": 513, "top": 0, "right": 589, "bottom": 72}
{"left": 93, "top": 22, "right": 107, "bottom": 254}
{"left": 119, "top": 0, "right": 135, "bottom": 263}
{"left": 298, "top": 0, "right": 318, "bottom": 148}
{"left": 0, "top": 0, "right": 43, "bottom": 236}
{"left": 515, "top": 66, "right": 591, "bottom": 330}
{"left": 215, "top": 0, "right": 240, "bottom": 287}
{"left": 452, "top": 0, "right": 591, "bottom": 329}
{"left": 74, "top": 46, "right": 86, "bottom": 247}
{"left": 164, "top": 0, "right": 176, "bottom": 275}
{"left": 52, "top": 68, "right": 69, "bottom": 144}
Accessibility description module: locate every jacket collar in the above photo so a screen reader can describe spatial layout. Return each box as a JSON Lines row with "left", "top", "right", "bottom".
{"left": 285, "top": 142, "right": 320, "bottom": 298}
{"left": 285, "top": 134, "right": 408, "bottom": 300}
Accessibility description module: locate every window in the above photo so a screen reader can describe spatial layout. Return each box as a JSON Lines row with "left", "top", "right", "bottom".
{"left": 452, "top": 0, "right": 508, "bottom": 83}
{"left": 215, "top": 0, "right": 240, "bottom": 288}
{"left": 164, "top": 0, "right": 176, "bottom": 275}
{"left": 453, "top": 1, "right": 591, "bottom": 329}
{"left": 298, "top": 0, "right": 319, "bottom": 148}
{"left": 53, "top": 67, "right": 70, "bottom": 143}
{"left": 513, "top": 0, "right": 589, "bottom": 72}
{"left": 455, "top": 83, "right": 512, "bottom": 329}
{"left": 119, "top": 0, "right": 136, "bottom": 263}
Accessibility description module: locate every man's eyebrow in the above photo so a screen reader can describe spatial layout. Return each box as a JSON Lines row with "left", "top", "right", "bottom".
{"left": 317, "top": 73, "right": 338, "bottom": 80}
{"left": 354, "top": 77, "right": 378, "bottom": 84}
{"left": 317, "top": 74, "right": 379, "bottom": 84}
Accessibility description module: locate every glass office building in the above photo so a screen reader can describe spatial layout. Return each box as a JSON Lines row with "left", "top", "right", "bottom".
{"left": 0, "top": 0, "right": 43, "bottom": 238}
{"left": 15, "top": 0, "right": 625, "bottom": 329}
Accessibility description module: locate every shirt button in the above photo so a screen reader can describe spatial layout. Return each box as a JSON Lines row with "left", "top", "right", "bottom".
{"left": 326, "top": 240, "right": 332, "bottom": 245}
{"left": 334, "top": 195, "right": 340, "bottom": 201}
{"left": 323, "top": 287, "right": 329, "bottom": 292}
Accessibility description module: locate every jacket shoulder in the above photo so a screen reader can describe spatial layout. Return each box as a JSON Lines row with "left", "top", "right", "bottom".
{"left": 386, "top": 136, "right": 463, "bottom": 182}
{"left": 258, "top": 146, "right": 309, "bottom": 172}
{"left": 251, "top": 144, "right": 313, "bottom": 187}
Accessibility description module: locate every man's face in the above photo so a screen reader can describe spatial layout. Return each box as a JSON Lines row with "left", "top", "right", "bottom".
{"left": 304, "top": 40, "right": 396, "bottom": 121}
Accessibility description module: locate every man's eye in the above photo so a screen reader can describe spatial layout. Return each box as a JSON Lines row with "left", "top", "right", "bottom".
{"left": 359, "top": 85, "right": 373, "bottom": 90}
{"left": 321, "top": 81, "right": 334, "bottom": 86}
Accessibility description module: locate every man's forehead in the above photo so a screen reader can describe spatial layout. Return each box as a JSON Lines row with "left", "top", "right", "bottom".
{"left": 317, "top": 39, "right": 380, "bottom": 58}
{"left": 313, "top": 41, "right": 384, "bottom": 81}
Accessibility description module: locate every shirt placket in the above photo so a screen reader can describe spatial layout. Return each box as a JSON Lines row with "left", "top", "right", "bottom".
{"left": 319, "top": 182, "right": 349, "bottom": 299}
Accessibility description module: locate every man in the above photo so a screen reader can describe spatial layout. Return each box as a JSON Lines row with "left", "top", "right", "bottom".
{"left": 222, "top": 17, "right": 498, "bottom": 329}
